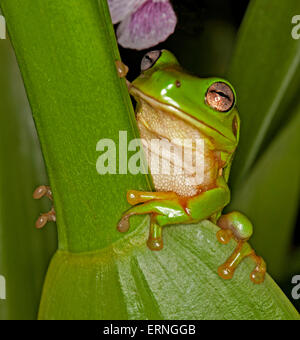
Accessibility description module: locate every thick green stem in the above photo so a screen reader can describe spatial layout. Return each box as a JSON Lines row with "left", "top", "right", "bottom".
{"left": 0, "top": 0, "right": 149, "bottom": 253}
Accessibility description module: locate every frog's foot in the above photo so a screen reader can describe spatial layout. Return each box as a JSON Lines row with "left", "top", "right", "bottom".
{"left": 118, "top": 211, "right": 163, "bottom": 250}
{"left": 115, "top": 60, "right": 131, "bottom": 90}
{"left": 116, "top": 60, "right": 129, "bottom": 78}
{"left": 34, "top": 208, "right": 56, "bottom": 229}
{"left": 216, "top": 211, "right": 266, "bottom": 284}
{"left": 117, "top": 197, "right": 188, "bottom": 251}
{"left": 33, "top": 185, "right": 53, "bottom": 201}
{"left": 218, "top": 242, "right": 266, "bottom": 284}
{"left": 33, "top": 185, "right": 56, "bottom": 229}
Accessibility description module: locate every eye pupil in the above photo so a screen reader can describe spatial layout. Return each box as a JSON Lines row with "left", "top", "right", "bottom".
{"left": 205, "top": 82, "right": 235, "bottom": 112}
{"left": 215, "top": 91, "right": 230, "bottom": 100}
{"left": 141, "top": 50, "right": 161, "bottom": 71}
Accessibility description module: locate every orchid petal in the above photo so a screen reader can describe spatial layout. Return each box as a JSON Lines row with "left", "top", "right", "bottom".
{"left": 116, "top": 0, "right": 177, "bottom": 50}
{"left": 108, "top": 0, "right": 148, "bottom": 24}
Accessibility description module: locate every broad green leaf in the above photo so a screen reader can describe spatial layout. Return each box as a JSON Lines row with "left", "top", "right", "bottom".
{"left": 227, "top": 0, "right": 300, "bottom": 189}
{"left": 229, "top": 107, "right": 300, "bottom": 281}
{"left": 1, "top": 0, "right": 298, "bottom": 320}
{"left": 0, "top": 39, "right": 57, "bottom": 319}
{"left": 39, "top": 220, "right": 299, "bottom": 320}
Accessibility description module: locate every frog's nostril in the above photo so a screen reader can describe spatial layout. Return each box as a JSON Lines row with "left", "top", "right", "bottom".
{"left": 175, "top": 80, "right": 181, "bottom": 88}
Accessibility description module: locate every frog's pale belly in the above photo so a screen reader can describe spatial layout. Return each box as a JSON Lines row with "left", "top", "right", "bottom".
{"left": 136, "top": 100, "right": 219, "bottom": 197}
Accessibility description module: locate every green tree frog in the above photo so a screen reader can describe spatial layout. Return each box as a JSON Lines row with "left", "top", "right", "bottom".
{"left": 117, "top": 50, "right": 266, "bottom": 284}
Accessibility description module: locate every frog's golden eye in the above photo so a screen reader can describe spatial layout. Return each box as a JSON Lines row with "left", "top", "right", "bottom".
{"left": 205, "top": 82, "right": 235, "bottom": 112}
{"left": 141, "top": 50, "right": 161, "bottom": 71}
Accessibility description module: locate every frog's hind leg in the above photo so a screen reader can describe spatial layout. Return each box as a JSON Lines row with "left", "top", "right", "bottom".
{"left": 33, "top": 185, "right": 56, "bottom": 229}
{"left": 117, "top": 199, "right": 189, "bottom": 250}
{"left": 216, "top": 211, "right": 266, "bottom": 284}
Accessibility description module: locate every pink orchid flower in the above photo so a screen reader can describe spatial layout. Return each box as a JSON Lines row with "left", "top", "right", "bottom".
{"left": 108, "top": 0, "right": 177, "bottom": 50}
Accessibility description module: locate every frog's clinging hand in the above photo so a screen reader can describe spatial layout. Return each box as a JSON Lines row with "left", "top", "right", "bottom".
{"left": 116, "top": 50, "right": 266, "bottom": 284}
{"left": 33, "top": 185, "right": 56, "bottom": 228}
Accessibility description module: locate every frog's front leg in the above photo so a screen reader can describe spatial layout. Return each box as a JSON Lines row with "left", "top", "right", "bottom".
{"left": 216, "top": 211, "right": 266, "bottom": 284}
{"left": 117, "top": 194, "right": 190, "bottom": 250}
{"left": 33, "top": 185, "right": 56, "bottom": 229}
{"left": 126, "top": 190, "right": 178, "bottom": 205}
{"left": 118, "top": 179, "right": 230, "bottom": 250}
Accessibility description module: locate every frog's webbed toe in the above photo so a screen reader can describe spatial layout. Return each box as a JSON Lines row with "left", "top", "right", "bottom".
{"left": 249, "top": 253, "right": 267, "bottom": 284}
{"left": 35, "top": 208, "right": 56, "bottom": 229}
{"left": 147, "top": 218, "right": 163, "bottom": 251}
{"left": 33, "top": 185, "right": 56, "bottom": 229}
{"left": 33, "top": 185, "right": 53, "bottom": 200}
{"left": 117, "top": 214, "right": 132, "bottom": 233}
{"left": 115, "top": 60, "right": 129, "bottom": 78}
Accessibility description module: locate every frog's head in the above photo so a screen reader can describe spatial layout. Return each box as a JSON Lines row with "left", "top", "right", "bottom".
{"left": 130, "top": 50, "right": 240, "bottom": 153}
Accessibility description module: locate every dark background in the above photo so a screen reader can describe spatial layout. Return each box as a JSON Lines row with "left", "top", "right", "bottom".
{"left": 120, "top": 0, "right": 250, "bottom": 80}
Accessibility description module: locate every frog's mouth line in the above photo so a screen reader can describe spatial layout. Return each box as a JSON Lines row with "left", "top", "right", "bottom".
{"left": 129, "top": 86, "right": 236, "bottom": 151}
